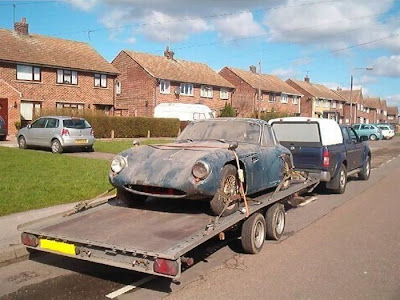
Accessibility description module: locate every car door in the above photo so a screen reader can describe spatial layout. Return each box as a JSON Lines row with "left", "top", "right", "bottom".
{"left": 342, "top": 126, "right": 358, "bottom": 171}
{"left": 259, "top": 125, "right": 283, "bottom": 189}
{"left": 348, "top": 127, "right": 364, "bottom": 169}
{"left": 27, "top": 118, "right": 47, "bottom": 146}
{"left": 44, "top": 118, "right": 59, "bottom": 146}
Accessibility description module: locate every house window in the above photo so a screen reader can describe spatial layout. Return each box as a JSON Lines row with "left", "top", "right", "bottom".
{"left": 200, "top": 85, "right": 213, "bottom": 98}
{"left": 20, "top": 101, "right": 41, "bottom": 121}
{"left": 345, "top": 118, "right": 349, "bottom": 124}
{"left": 377, "top": 109, "right": 381, "bottom": 114}
{"left": 281, "top": 94, "right": 288, "bottom": 104}
{"left": 292, "top": 96, "right": 299, "bottom": 105}
{"left": 339, "top": 102, "right": 343, "bottom": 109}
{"left": 220, "top": 88, "right": 229, "bottom": 100}
{"left": 57, "top": 69, "right": 78, "bottom": 85}
{"left": 95, "top": 74, "right": 107, "bottom": 88}
{"left": 116, "top": 81, "right": 122, "bottom": 95}
{"left": 315, "top": 99, "right": 320, "bottom": 107}
{"left": 366, "top": 108, "right": 370, "bottom": 113}
{"left": 17, "top": 65, "right": 41, "bottom": 81}
{"left": 332, "top": 101, "right": 337, "bottom": 108}
{"left": 56, "top": 102, "right": 84, "bottom": 110}
{"left": 160, "top": 80, "right": 170, "bottom": 94}
{"left": 357, "top": 104, "right": 361, "bottom": 111}
{"left": 180, "top": 83, "right": 194, "bottom": 96}
{"left": 323, "top": 100, "right": 329, "bottom": 108}
{"left": 388, "top": 115, "right": 394, "bottom": 120}
{"left": 384, "top": 110, "right": 387, "bottom": 116}
{"left": 269, "top": 94, "right": 276, "bottom": 102}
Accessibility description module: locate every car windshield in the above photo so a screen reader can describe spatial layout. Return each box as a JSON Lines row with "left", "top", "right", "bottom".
{"left": 63, "top": 119, "right": 91, "bottom": 129}
{"left": 177, "top": 120, "right": 261, "bottom": 144}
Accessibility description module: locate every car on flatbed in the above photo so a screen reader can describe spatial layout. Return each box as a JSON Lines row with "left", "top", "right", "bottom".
{"left": 270, "top": 117, "right": 371, "bottom": 194}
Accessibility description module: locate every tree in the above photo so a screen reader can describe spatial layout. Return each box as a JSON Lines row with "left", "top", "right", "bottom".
{"left": 220, "top": 103, "right": 236, "bottom": 117}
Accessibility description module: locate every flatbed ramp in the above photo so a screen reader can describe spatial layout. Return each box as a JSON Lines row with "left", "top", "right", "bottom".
{"left": 19, "top": 175, "right": 319, "bottom": 279}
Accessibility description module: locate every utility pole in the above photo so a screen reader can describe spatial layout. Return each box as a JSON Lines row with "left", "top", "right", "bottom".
{"left": 257, "top": 60, "right": 262, "bottom": 119}
{"left": 13, "top": 3, "right": 16, "bottom": 25}
{"left": 349, "top": 75, "right": 353, "bottom": 125}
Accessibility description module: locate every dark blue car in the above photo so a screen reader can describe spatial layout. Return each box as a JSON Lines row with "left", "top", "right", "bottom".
{"left": 109, "top": 118, "right": 292, "bottom": 216}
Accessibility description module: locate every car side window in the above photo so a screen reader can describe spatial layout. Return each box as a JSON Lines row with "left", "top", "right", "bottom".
{"left": 46, "top": 118, "right": 59, "bottom": 129}
{"left": 361, "top": 124, "right": 368, "bottom": 130}
{"left": 349, "top": 128, "right": 359, "bottom": 142}
{"left": 341, "top": 127, "right": 350, "bottom": 143}
{"left": 262, "top": 126, "right": 275, "bottom": 146}
{"left": 31, "top": 118, "right": 47, "bottom": 128}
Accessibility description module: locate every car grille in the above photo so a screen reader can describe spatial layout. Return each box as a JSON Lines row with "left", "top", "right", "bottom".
{"left": 126, "top": 185, "right": 186, "bottom": 196}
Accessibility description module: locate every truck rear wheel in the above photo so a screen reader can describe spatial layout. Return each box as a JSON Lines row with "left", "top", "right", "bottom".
{"left": 117, "top": 189, "right": 147, "bottom": 207}
{"left": 265, "top": 203, "right": 285, "bottom": 240}
{"left": 241, "top": 213, "right": 266, "bottom": 254}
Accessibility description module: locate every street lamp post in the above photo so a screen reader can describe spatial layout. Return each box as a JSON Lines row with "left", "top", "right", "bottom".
{"left": 349, "top": 67, "right": 373, "bottom": 125}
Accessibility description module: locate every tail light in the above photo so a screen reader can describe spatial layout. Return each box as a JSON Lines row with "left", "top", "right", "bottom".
{"left": 153, "top": 258, "right": 179, "bottom": 276}
{"left": 61, "top": 128, "right": 70, "bottom": 136}
{"left": 323, "top": 147, "right": 330, "bottom": 168}
{"left": 21, "top": 233, "right": 39, "bottom": 247}
{"left": 90, "top": 129, "right": 94, "bottom": 136}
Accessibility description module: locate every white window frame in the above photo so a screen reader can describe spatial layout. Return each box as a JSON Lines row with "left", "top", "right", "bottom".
{"left": 17, "top": 65, "right": 41, "bottom": 81}
{"left": 95, "top": 74, "right": 107, "bottom": 88}
{"left": 220, "top": 88, "right": 229, "bottom": 100}
{"left": 57, "top": 69, "right": 78, "bottom": 85}
{"left": 160, "top": 80, "right": 170, "bottom": 94}
{"left": 56, "top": 102, "right": 84, "bottom": 110}
{"left": 315, "top": 99, "right": 320, "bottom": 107}
{"left": 281, "top": 94, "right": 288, "bottom": 104}
{"left": 323, "top": 99, "right": 329, "bottom": 108}
{"left": 180, "top": 83, "right": 194, "bottom": 96}
{"left": 200, "top": 85, "right": 213, "bottom": 98}
{"left": 292, "top": 96, "right": 299, "bottom": 105}
{"left": 338, "top": 102, "right": 343, "bottom": 109}
{"left": 116, "top": 81, "right": 122, "bottom": 95}
{"left": 332, "top": 101, "right": 337, "bottom": 108}
{"left": 269, "top": 93, "right": 276, "bottom": 103}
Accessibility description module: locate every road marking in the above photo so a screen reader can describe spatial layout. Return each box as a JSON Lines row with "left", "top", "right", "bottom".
{"left": 106, "top": 275, "right": 155, "bottom": 299}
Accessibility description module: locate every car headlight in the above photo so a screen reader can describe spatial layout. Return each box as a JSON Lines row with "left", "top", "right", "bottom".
{"left": 192, "top": 161, "right": 210, "bottom": 180}
{"left": 111, "top": 156, "right": 127, "bottom": 174}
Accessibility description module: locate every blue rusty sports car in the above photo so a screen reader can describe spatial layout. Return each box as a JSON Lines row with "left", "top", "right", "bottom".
{"left": 109, "top": 118, "right": 293, "bottom": 216}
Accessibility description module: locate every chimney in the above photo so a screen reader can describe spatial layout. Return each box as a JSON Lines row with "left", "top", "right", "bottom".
{"left": 304, "top": 75, "right": 310, "bottom": 83}
{"left": 14, "top": 17, "right": 29, "bottom": 35}
{"left": 249, "top": 65, "right": 257, "bottom": 74}
{"left": 337, "top": 87, "right": 342, "bottom": 91}
{"left": 164, "top": 45, "right": 174, "bottom": 60}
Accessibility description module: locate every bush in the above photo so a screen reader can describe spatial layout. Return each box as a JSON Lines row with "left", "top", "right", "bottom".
{"left": 34, "top": 109, "right": 180, "bottom": 138}
{"left": 220, "top": 103, "right": 236, "bottom": 117}
{"left": 14, "top": 121, "right": 21, "bottom": 130}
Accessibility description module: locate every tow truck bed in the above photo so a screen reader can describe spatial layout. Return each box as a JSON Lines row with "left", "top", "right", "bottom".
{"left": 19, "top": 174, "right": 319, "bottom": 279}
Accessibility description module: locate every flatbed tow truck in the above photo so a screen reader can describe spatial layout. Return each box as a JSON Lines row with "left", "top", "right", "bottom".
{"left": 18, "top": 173, "right": 320, "bottom": 280}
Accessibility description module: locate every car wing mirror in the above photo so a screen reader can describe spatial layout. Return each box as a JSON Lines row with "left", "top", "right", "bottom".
{"left": 359, "top": 135, "right": 368, "bottom": 142}
{"left": 228, "top": 141, "right": 238, "bottom": 151}
{"left": 27, "top": 124, "right": 31, "bottom": 129}
{"left": 132, "top": 139, "right": 140, "bottom": 147}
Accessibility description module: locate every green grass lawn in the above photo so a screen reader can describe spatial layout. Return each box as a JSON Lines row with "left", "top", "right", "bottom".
{"left": 0, "top": 147, "right": 111, "bottom": 216}
{"left": 94, "top": 138, "right": 174, "bottom": 154}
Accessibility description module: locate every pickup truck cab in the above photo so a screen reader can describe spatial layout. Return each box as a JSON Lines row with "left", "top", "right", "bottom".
{"left": 269, "top": 117, "right": 371, "bottom": 194}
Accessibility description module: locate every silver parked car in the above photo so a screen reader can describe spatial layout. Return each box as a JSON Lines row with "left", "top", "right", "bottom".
{"left": 0, "top": 116, "right": 7, "bottom": 141}
{"left": 17, "top": 116, "right": 95, "bottom": 153}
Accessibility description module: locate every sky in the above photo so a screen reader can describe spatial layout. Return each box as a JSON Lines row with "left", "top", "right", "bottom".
{"left": 1, "top": 0, "right": 400, "bottom": 109}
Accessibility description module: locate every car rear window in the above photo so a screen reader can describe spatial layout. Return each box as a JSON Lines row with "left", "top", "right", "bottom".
{"left": 63, "top": 119, "right": 91, "bottom": 129}
{"left": 272, "top": 122, "right": 321, "bottom": 143}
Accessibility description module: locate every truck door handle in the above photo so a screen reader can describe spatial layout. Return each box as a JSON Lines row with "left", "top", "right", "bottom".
{"left": 252, "top": 156, "right": 259, "bottom": 163}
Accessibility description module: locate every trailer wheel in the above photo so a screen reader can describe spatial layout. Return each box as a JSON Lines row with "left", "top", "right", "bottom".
{"left": 265, "top": 203, "right": 285, "bottom": 240}
{"left": 116, "top": 189, "right": 147, "bottom": 207}
{"left": 210, "top": 165, "right": 240, "bottom": 217}
{"left": 241, "top": 213, "right": 266, "bottom": 254}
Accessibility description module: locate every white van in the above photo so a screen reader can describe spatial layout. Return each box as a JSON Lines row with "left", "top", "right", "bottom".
{"left": 154, "top": 103, "right": 215, "bottom": 121}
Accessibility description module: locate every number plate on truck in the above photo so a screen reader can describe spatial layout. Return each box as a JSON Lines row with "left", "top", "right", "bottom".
{"left": 40, "top": 239, "right": 76, "bottom": 255}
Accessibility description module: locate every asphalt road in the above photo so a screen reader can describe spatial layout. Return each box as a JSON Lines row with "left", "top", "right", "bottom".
{"left": 0, "top": 138, "right": 399, "bottom": 300}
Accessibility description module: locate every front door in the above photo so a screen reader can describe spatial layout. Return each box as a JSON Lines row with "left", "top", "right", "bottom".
{"left": 0, "top": 98, "right": 8, "bottom": 135}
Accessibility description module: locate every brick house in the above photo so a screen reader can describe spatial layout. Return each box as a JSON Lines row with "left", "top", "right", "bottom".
{"left": 334, "top": 89, "right": 371, "bottom": 124}
{"left": 111, "top": 47, "right": 235, "bottom": 117}
{"left": 387, "top": 106, "right": 399, "bottom": 125}
{"left": 286, "top": 76, "right": 345, "bottom": 122}
{"left": 219, "top": 66, "right": 302, "bottom": 117}
{"left": 0, "top": 18, "right": 119, "bottom": 137}
{"left": 363, "top": 97, "right": 388, "bottom": 123}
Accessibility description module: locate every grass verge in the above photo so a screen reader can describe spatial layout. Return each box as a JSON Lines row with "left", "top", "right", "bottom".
{"left": 0, "top": 148, "right": 111, "bottom": 216}
{"left": 94, "top": 138, "right": 173, "bottom": 154}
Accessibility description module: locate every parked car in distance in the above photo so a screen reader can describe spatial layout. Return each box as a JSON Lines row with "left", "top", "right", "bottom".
{"left": 109, "top": 118, "right": 293, "bottom": 216}
{"left": 17, "top": 116, "right": 95, "bottom": 153}
{"left": 377, "top": 125, "right": 395, "bottom": 139}
{"left": 153, "top": 103, "right": 215, "bottom": 121}
{"left": 0, "top": 116, "right": 6, "bottom": 141}
{"left": 269, "top": 117, "right": 371, "bottom": 194}
{"left": 352, "top": 124, "right": 383, "bottom": 141}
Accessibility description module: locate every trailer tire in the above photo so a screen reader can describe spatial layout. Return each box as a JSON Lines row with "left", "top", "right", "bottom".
{"left": 117, "top": 189, "right": 147, "bottom": 207}
{"left": 241, "top": 213, "right": 266, "bottom": 254}
{"left": 265, "top": 203, "right": 285, "bottom": 240}
{"left": 210, "top": 165, "right": 240, "bottom": 217}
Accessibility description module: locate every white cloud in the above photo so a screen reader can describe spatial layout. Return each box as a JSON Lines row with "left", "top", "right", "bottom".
{"left": 125, "top": 37, "right": 136, "bottom": 44}
{"left": 270, "top": 67, "right": 297, "bottom": 79}
{"left": 68, "top": 0, "right": 98, "bottom": 11}
{"left": 213, "top": 12, "right": 265, "bottom": 39}
{"left": 370, "top": 55, "right": 400, "bottom": 77}
{"left": 354, "top": 75, "right": 377, "bottom": 85}
{"left": 386, "top": 95, "right": 400, "bottom": 107}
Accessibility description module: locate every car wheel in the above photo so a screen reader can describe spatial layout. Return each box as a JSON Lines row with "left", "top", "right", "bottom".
{"left": 369, "top": 134, "right": 377, "bottom": 141}
{"left": 51, "top": 139, "right": 63, "bottom": 154}
{"left": 332, "top": 164, "right": 347, "bottom": 194}
{"left": 18, "top": 136, "right": 27, "bottom": 149}
{"left": 241, "top": 213, "right": 266, "bottom": 254}
{"left": 210, "top": 164, "right": 240, "bottom": 217}
{"left": 116, "top": 188, "right": 147, "bottom": 207}
{"left": 265, "top": 203, "right": 286, "bottom": 240}
{"left": 359, "top": 156, "right": 371, "bottom": 181}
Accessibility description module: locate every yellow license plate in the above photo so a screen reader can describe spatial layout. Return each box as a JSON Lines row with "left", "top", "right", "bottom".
{"left": 75, "top": 139, "right": 88, "bottom": 144}
{"left": 40, "top": 239, "right": 76, "bottom": 255}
